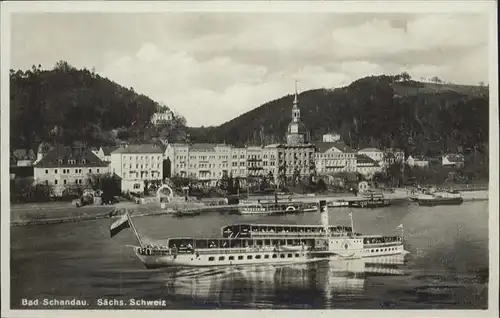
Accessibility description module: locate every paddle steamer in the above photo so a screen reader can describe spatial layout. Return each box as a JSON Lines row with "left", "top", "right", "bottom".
{"left": 110, "top": 201, "right": 407, "bottom": 268}
{"left": 238, "top": 201, "right": 318, "bottom": 215}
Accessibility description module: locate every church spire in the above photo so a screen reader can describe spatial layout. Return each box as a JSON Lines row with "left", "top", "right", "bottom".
{"left": 293, "top": 80, "right": 298, "bottom": 107}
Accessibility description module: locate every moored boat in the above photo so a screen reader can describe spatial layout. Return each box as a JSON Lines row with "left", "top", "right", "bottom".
{"left": 416, "top": 189, "right": 463, "bottom": 206}
{"left": 109, "top": 201, "right": 408, "bottom": 269}
{"left": 238, "top": 201, "right": 318, "bottom": 215}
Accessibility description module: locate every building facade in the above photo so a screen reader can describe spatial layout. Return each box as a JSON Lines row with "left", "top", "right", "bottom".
{"left": 151, "top": 107, "right": 173, "bottom": 126}
{"left": 355, "top": 154, "right": 382, "bottom": 177}
{"left": 110, "top": 144, "right": 164, "bottom": 192}
{"left": 33, "top": 145, "right": 109, "bottom": 196}
{"left": 407, "top": 155, "right": 430, "bottom": 168}
{"left": 314, "top": 141, "right": 357, "bottom": 174}
{"left": 357, "top": 148, "right": 384, "bottom": 165}
{"left": 322, "top": 133, "right": 341, "bottom": 142}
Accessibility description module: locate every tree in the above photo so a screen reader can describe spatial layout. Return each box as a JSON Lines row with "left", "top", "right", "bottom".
{"left": 317, "top": 179, "right": 327, "bottom": 193}
{"left": 400, "top": 72, "right": 411, "bottom": 81}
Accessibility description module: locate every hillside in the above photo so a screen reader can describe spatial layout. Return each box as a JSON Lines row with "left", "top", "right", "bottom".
{"left": 10, "top": 61, "right": 188, "bottom": 151}
{"left": 188, "top": 75, "right": 489, "bottom": 157}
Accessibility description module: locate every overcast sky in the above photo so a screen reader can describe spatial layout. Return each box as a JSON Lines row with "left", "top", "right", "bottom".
{"left": 10, "top": 11, "right": 490, "bottom": 127}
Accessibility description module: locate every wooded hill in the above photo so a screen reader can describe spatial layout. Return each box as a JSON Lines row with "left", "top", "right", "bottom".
{"left": 10, "top": 61, "right": 188, "bottom": 151}
{"left": 188, "top": 75, "right": 489, "bottom": 157}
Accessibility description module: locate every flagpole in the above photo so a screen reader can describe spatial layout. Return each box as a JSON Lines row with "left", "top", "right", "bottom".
{"left": 350, "top": 212, "right": 355, "bottom": 234}
{"left": 126, "top": 209, "right": 144, "bottom": 248}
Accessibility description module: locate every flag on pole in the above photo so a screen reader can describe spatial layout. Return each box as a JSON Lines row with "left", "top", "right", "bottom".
{"left": 110, "top": 212, "right": 130, "bottom": 238}
{"left": 397, "top": 224, "right": 403, "bottom": 229}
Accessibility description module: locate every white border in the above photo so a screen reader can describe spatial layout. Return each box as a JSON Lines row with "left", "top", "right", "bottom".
{"left": 1, "top": 1, "right": 498, "bottom": 318}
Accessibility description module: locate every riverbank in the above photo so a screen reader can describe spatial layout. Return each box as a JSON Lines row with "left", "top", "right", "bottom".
{"left": 9, "top": 188, "right": 489, "bottom": 226}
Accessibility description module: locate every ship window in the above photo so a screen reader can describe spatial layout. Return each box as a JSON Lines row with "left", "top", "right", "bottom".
{"left": 272, "top": 254, "right": 277, "bottom": 259}
{"left": 208, "top": 257, "right": 215, "bottom": 261}
{"left": 229, "top": 256, "right": 234, "bottom": 260}
{"left": 264, "top": 255, "right": 270, "bottom": 259}
{"left": 238, "top": 256, "right": 244, "bottom": 260}
{"left": 288, "top": 253, "right": 293, "bottom": 258}
{"left": 295, "top": 253, "right": 300, "bottom": 257}
{"left": 255, "top": 255, "right": 261, "bottom": 259}
{"left": 219, "top": 256, "right": 225, "bottom": 261}
{"left": 376, "top": 249, "right": 379, "bottom": 252}
{"left": 371, "top": 249, "right": 374, "bottom": 252}
{"left": 280, "top": 254, "right": 285, "bottom": 259}
{"left": 247, "top": 255, "right": 253, "bottom": 260}
{"left": 264, "top": 239, "right": 271, "bottom": 245}
{"left": 256, "top": 240, "right": 263, "bottom": 246}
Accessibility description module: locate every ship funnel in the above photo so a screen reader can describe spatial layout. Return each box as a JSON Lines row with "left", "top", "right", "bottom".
{"left": 319, "top": 200, "right": 329, "bottom": 231}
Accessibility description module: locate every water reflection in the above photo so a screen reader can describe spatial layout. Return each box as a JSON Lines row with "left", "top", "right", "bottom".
{"left": 147, "top": 255, "right": 406, "bottom": 308}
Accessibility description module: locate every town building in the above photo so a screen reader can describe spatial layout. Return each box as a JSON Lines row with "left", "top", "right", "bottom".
{"left": 407, "top": 155, "right": 430, "bottom": 168}
{"left": 33, "top": 145, "right": 109, "bottom": 196}
{"left": 383, "top": 148, "right": 405, "bottom": 167}
{"left": 92, "top": 146, "right": 119, "bottom": 164}
{"left": 110, "top": 144, "right": 164, "bottom": 192}
{"left": 322, "top": 133, "right": 341, "bottom": 142}
{"left": 314, "top": 141, "right": 357, "bottom": 175}
{"left": 355, "top": 154, "right": 382, "bottom": 177}
{"left": 276, "top": 82, "right": 316, "bottom": 181}
{"left": 262, "top": 144, "right": 279, "bottom": 180}
{"left": 11, "top": 148, "right": 36, "bottom": 167}
{"left": 357, "top": 148, "right": 384, "bottom": 165}
{"left": 230, "top": 146, "right": 248, "bottom": 178}
{"left": 442, "top": 153, "right": 465, "bottom": 168}
{"left": 150, "top": 106, "right": 173, "bottom": 126}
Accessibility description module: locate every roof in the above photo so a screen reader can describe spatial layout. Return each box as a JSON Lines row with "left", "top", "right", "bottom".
{"left": 358, "top": 148, "right": 382, "bottom": 153}
{"left": 314, "top": 141, "right": 353, "bottom": 153}
{"left": 356, "top": 154, "right": 379, "bottom": 165}
{"left": 190, "top": 143, "right": 216, "bottom": 151}
{"left": 112, "top": 144, "right": 164, "bottom": 154}
{"left": 444, "top": 154, "right": 465, "bottom": 162}
{"left": 102, "top": 146, "right": 120, "bottom": 156}
{"left": 264, "top": 144, "right": 280, "bottom": 148}
{"left": 12, "top": 149, "right": 36, "bottom": 160}
{"left": 34, "top": 145, "right": 108, "bottom": 168}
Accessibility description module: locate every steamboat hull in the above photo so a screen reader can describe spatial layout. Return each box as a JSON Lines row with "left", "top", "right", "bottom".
{"left": 417, "top": 197, "right": 463, "bottom": 206}
{"left": 133, "top": 245, "right": 406, "bottom": 269}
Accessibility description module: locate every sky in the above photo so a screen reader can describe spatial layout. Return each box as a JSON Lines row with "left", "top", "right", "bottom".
{"left": 10, "top": 11, "right": 491, "bottom": 127}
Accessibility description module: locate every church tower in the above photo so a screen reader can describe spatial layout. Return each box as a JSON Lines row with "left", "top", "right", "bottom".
{"left": 286, "top": 81, "right": 307, "bottom": 145}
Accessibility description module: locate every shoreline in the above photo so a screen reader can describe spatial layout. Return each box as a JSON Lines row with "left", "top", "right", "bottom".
{"left": 10, "top": 189, "right": 489, "bottom": 227}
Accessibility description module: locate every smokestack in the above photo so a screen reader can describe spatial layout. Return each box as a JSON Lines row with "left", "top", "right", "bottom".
{"left": 319, "top": 200, "right": 329, "bottom": 231}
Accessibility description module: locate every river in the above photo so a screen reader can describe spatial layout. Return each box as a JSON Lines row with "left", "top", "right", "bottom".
{"left": 10, "top": 200, "right": 489, "bottom": 309}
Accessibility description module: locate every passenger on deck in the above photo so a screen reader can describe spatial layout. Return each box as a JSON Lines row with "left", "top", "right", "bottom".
{"left": 209, "top": 241, "right": 216, "bottom": 248}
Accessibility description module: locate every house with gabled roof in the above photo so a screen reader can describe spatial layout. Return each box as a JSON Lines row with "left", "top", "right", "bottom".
{"left": 110, "top": 144, "right": 165, "bottom": 193}
{"left": 442, "top": 153, "right": 465, "bottom": 168}
{"left": 355, "top": 154, "right": 382, "bottom": 177}
{"left": 33, "top": 145, "right": 109, "bottom": 196}
{"left": 314, "top": 141, "right": 357, "bottom": 174}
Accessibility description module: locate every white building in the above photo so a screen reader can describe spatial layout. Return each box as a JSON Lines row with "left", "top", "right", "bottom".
{"left": 151, "top": 108, "right": 173, "bottom": 126}
{"left": 407, "top": 155, "right": 430, "bottom": 168}
{"left": 314, "top": 141, "right": 356, "bottom": 174}
{"left": 322, "top": 133, "right": 341, "bottom": 142}
{"left": 357, "top": 148, "right": 384, "bottom": 165}
{"left": 110, "top": 144, "right": 164, "bottom": 193}
{"left": 92, "top": 146, "right": 119, "bottom": 164}
{"left": 262, "top": 144, "right": 279, "bottom": 180}
{"left": 442, "top": 154, "right": 465, "bottom": 168}
{"left": 33, "top": 145, "right": 109, "bottom": 196}
{"left": 355, "top": 154, "right": 382, "bottom": 178}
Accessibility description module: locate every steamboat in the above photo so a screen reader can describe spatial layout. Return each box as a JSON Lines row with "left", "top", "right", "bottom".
{"left": 238, "top": 200, "right": 318, "bottom": 215}
{"left": 110, "top": 200, "right": 407, "bottom": 269}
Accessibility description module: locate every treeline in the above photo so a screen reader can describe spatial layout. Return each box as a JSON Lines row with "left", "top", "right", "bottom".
{"left": 10, "top": 61, "right": 188, "bottom": 151}
{"left": 188, "top": 74, "right": 489, "bottom": 158}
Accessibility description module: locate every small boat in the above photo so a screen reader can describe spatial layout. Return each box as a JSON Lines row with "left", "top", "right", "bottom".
{"left": 238, "top": 201, "right": 318, "bottom": 215}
